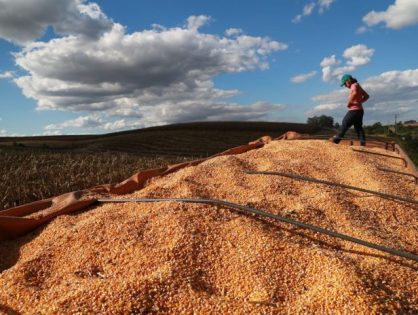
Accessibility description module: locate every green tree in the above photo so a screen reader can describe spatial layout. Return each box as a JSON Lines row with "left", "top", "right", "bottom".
{"left": 307, "top": 115, "right": 334, "bottom": 128}
{"left": 365, "top": 122, "right": 385, "bottom": 134}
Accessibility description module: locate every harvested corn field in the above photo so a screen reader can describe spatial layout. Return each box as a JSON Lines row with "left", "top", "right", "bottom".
{"left": 0, "top": 139, "right": 417, "bottom": 314}
{"left": 0, "top": 148, "right": 189, "bottom": 210}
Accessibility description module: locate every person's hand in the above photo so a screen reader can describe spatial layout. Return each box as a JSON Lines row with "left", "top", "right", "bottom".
{"left": 363, "top": 93, "right": 369, "bottom": 102}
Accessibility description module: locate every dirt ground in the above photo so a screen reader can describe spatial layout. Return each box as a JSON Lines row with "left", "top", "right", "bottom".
{"left": 0, "top": 140, "right": 417, "bottom": 314}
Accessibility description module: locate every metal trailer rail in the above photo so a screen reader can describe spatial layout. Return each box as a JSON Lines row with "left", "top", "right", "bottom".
{"left": 351, "top": 148, "right": 408, "bottom": 167}
{"left": 97, "top": 198, "right": 418, "bottom": 263}
{"left": 245, "top": 171, "right": 418, "bottom": 205}
{"left": 278, "top": 133, "right": 416, "bottom": 174}
{"left": 296, "top": 133, "right": 396, "bottom": 142}
{"left": 288, "top": 134, "right": 396, "bottom": 151}
{"left": 377, "top": 166, "right": 418, "bottom": 184}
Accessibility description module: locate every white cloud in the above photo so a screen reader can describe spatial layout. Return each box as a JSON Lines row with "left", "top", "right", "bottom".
{"left": 44, "top": 115, "right": 103, "bottom": 130}
{"left": 318, "top": 0, "right": 335, "bottom": 13}
{"left": 320, "top": 55, "right": 340, "bottom": 68}
{"left": 43, "top": 130, "right": 63, "bottom": 136}
{"left": 363, "top": 0, "right": 418, "bottom": 30}
{"left": 343, "top": 44, "right": 374, "bottom": 67}
{"left": 136, "top": 100, "right": 287, "bottom": 126}
{"left": 292, "top": 0, "right": 335, "bottom": 23}
{"left": 290, "top": 71, "right": 317, "bottom": 83}
{"left": 186, "top": 15, "right": 211, "bottom": 31}
{"left": 320, "top": 55, "right": 340, "bottom": 82}
{"left": 308, "top": 68, "right": 418, "bottom": 123}
{"left": 303, "top": 3, "right": 316, "bottom": 15}
{"left": 320, "top": 55, "right": 340, "bottom": 80}
{"left": 13, "top": 15, "right": 287, "bottom": 131}
{"left": 0, "top": 0, "right": 112, "bottom": 45}
{"left": 0, "top": 71, "right": 15, "bottom": 79}
{"left": 43, "top": 101, "right": 287, "bottom": 133}
{"left": 356, "top": 26, "right": 368, "bottom": 34}
{"left": 103, "top": 119, "right": 130, "bottom": 130}
{"left": 225, "top": 28, "right": 243, "bottom": 37}
{"left": 320, "top": 44, "right": 374, "bottom": 82}
{"left": 3, "top": 0, "right": 289, "bottom": 133}
{"left": 0, "top": 129, "right": 26, "bottom": 137}
{"left": 292, "top": 3, "right": 316, "bottom": 23}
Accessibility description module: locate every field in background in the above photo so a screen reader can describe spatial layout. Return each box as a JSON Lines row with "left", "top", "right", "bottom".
{"left": 0, "top": 121, "right": 316, "bottom": 156}
{"left": 1, "top": 122, "right": 317, "bottom": 210}
{"left": 0, "top": 148, "right": 189, "bottom": 210}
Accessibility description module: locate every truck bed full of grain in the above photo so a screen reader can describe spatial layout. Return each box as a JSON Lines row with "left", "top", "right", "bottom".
{"left": 0, "top": 140, "right": 417, "bottom": 314}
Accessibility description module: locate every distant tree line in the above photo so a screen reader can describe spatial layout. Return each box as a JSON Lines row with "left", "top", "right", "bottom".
{"left": 307, "top": 115, "right": 335, "bottom": 128}
{"left": 363, "top": 122, "right": 386, "bottom": 134}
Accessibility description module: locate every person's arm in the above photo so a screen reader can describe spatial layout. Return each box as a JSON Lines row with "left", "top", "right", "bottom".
{"left": 362, "top": 89, "right": 369, "bottom": 103}
{"left": 348, "top": 84, "right": 369, "bottom": 107}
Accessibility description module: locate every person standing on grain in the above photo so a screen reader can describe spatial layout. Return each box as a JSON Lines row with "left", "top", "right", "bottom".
{"left": 333, "top": 74, "right": 369, "bottom": 146}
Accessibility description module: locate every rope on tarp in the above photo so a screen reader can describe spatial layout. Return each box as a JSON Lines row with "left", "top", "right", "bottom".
{"left": 97, "top": 197, "right": 418, "bottom": 262}
{"left": 245, "top": 171, "right": 418, "bottom": 205}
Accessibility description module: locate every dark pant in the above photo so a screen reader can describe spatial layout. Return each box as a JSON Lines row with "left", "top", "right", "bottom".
{"left": 336, "top": 110, "right": 366, "bottom": 144}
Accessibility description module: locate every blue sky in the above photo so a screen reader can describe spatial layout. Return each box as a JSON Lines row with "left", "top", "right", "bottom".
{"left": 0, "top": 0, "right": 417, "bottom": 136}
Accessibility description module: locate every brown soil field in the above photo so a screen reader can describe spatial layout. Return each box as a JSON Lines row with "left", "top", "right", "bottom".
{"left": 0, "top": 150, "right": 188, "bottom": 210}
{"left": 0, "top": 139, "right": 417, "bottom": 314}
{"left": 0, "top": 121, "right": 317, "bottom": 156}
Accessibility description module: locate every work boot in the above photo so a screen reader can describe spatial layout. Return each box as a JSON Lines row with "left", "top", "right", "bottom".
{"left": 360, "top": 142, "right": 366, "bottom": 146}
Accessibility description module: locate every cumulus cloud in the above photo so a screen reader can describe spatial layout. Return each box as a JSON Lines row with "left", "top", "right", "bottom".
{"left": 320, "top": 44, "right": 374, "bottom": 82}
{"left": 318, "top": 0, "right": 335, "bottom": 13}
{"left": 14, "top": 21, "right": 286, "bottom": 114}
{"left": 43, "top": 130, "right": 64, "bottom": 136}
{"left": 0, "top": 71, "right": 15, "bottom": 79}
{"left": 7, "top": 7, "right": 288, "bottom": 132}
{"left": 292, "top": 3, "right": 316, "bottom": 23}
{"left": 0, "top": 0, "right": 112, "bottom": 45}
{"left": 343, "top": 44, "right": 374, "bottom": 67}
{"left": 225, "top": 28, "right": 243, "bottom": 37}
{"left": 308, "top": 68, "right": 418, "bottom": 123}
{"left": 44, "top": 115, "right": 103, "bottom": 131}
{"left": 320, "top": 55, "right": 339, "bottom": 68}
{"left": 292, "top": 0, "right": 335, "bottom": 23}
{"left": 362, "top": 0, "right": 418, "bottom": 30}
{"left": 320, "top": 55, "right": 340, "bottom": 81}
{"left": 186, "top": 15, "right": 212, "bottom": 31}
{"left": 0, "top": 128, "right": 25, "bottom": 137}
{"left": 103, "top": 119, "right": 130, "bottom": 131}
{"left": 290, "top": 71, "right": 317, "bottom": 83}
{"left": 138, "top": 100, "right": 287, "bottom": 125}
{"left": 356, "top": 26, "right": 368, "bottom": 34}
{"left": 43, "top": 101, "right": 287, "bottom": 133}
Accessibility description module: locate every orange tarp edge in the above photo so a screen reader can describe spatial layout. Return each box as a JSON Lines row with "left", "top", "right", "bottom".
{"left": 0, "top": 135, "right": 273, "bottom": 241}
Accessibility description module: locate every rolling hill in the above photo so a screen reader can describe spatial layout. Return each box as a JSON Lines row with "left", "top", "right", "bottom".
{"left": 0, "top": 121, "right": 318, "bottom": 156}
